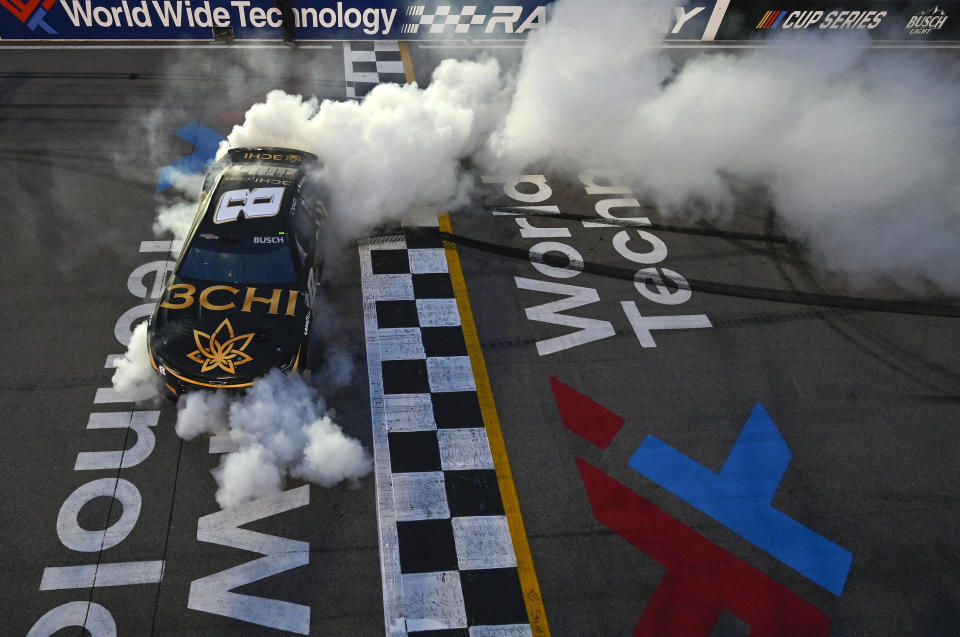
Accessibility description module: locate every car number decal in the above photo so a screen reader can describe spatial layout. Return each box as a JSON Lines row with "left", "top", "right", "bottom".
{"left": 213, "top": 187, "right": 285, "bottom": 224}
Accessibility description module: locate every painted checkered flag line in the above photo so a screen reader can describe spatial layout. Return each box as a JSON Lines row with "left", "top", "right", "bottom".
{"left": 402, "top": 4, "right": 487, "bottom": 34}
{"left": 360, "top": 230, "right": 533, "bottom": 635}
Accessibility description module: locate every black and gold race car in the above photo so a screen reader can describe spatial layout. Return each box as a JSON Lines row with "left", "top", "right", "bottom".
{"left": 147, "top": 147, "right": 328, "bottom": 397}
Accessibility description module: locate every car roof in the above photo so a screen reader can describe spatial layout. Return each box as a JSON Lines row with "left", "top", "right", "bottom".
{"left": 197, "top": 148, "right": 318, "bottom": 234}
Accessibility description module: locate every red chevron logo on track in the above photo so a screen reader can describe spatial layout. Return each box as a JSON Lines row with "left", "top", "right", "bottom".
{"left": 550, "top": 377, "right": 835, "bottom": 635}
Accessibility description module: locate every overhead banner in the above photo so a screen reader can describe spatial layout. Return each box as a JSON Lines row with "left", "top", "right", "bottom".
{"left": 0, "top": 0, "right": 728, "bottom": 41}
{"left": 0, "top": 0, "right": 550, "bottom": 39}
{"left": 0, "top": 0, "right": 956, "bottom": 41}
{"left": 716, "top": 1, "right": 960, "bottom": 40}
{"left": 0, "top": 1, "right": 751, "bottom": 42}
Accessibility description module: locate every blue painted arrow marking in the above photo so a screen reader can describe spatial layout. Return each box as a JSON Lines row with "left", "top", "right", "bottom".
{"left": 156, "top": 123, "right": 226, "bottom": 192}
{"left": 628, "top": 403, "right": 853, "bottom": 595}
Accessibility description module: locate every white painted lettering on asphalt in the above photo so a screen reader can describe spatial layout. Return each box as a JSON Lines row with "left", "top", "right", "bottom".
{"left": 529, "top": 241, "right": 585, "bottom": 279}
{"left": 188, "top": 486, "right": 311, "bottom": 635}
{"left": 113, "top": 303, "right": 154, "bottom": 347}
{"left": 56, "top": 478, "right": 142, "bottom": 552}
{"left": 26, "top": 602, "right": 117, "bottom": 637}
{"left": 582, "top": 197, "right": 651, "bottom": 228}
{"left": 139, "top": 239, "right": 183, "bottom": 254}
{"left": 30, "top": 239, "right": 178, "bottom": 634}
{"left": 621, "top": 301, "right": 713, "bottom": 348}
{"left": 485, "top": 173, "right": 714, "bottom": 355}
{"left": 127, "top": 260, "right": 176, "bottom": 299}
{"left": 514, "top": 277, "right": 616, "bottom": 356}
{"left": 482, "top": 174, "right": 552, "bottom": 203}
{"left": 40, "top": 561, "right": 165, "bottom": 590}
{"left": 613, "top": 229, "right": 668, "bottom": 265}
{"left": 634, "top": 267, "right": 694, "bottom": 306}
{"left": 74, "top": 411, "right": 159, "bottom": 471}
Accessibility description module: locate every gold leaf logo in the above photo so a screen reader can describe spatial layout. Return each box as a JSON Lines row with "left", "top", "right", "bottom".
{"left": 187, "top": 318, "right": 255, "bottom": 374}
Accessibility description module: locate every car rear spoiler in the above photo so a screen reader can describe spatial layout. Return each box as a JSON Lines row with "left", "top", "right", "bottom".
{"left": 226, "top": 147, "right": 319, "bottom": 167}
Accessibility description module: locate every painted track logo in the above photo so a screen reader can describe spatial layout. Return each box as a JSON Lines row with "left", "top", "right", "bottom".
{"left": 550, "top": 377, "right": 853, "bottom": 634}
{"left": 0, "top": 0, "right": 57, "bottom": 33}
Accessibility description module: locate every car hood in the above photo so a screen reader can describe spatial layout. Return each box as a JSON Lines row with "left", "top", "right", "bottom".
{"left": 149, "top": 276, "right": 308, "bottom": 383}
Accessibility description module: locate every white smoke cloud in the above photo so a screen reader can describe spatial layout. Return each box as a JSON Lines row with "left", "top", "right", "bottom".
{"left": 146, "top": 0, "right": 960, "bottom": 507}
{"left": 151, "top": 168, "right": 206, "bottom": 242}
{"left": 486, "top": 3, "right": 960, "bottom": 291}
{"left": 501, "top": 25, "right": 960, "bottom": 290}
{"left": 219, "top": 56, "right": 512, "bottom": 238}
{"left": 486, "top": 0, "right": 672, "bottom": 171}
{"left": 215, "top": 0, "right": 960, "bottom": 293}
{"left": 214, "top": 445, "right": 286, "bottom": 506}
{"left": 176, "top": 369, "right": 372, "bottom": 509}
{"left": 152, "top": 198, "right": 198, "bottom": 243}
{"left": 110, "top": 322, "right": 162, "bottom": 402}
{"left": 174, "top": 387, "right": 230, "bottom": 440}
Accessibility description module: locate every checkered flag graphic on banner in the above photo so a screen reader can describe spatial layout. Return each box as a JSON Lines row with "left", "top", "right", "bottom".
{"left": 343, "top": 41, "right": 407, "bottom": 99}
{"left": 404, "top": 5, "right": 487, "bottom": 34}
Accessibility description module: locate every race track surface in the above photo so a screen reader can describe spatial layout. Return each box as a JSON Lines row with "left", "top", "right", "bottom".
{"left": 2, "top": 42, "right": 958, "bottom": 636}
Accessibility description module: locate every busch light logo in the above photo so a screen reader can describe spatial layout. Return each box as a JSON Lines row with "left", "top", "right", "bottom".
{"left": 906, "top": 6, "right": 948, "bottom": 35}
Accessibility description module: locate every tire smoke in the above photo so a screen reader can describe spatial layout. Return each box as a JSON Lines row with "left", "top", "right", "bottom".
{"left": 110, "top": 322, "right": 163, "bottom": 402}
{"left": 139, "top": 0, "right": 960, "bottom": 507}
{"left": 176, "top": 369, "right": 371, "bottom": 509}
{"left": 218, "top": 0, "right": 960, "bottom": 292}
{"left": 219, "top": 56, "right": 512, "bottom": 240}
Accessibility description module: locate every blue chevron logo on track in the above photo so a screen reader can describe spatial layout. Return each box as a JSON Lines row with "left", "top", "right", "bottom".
{"left": 156, "top": 123, "right": 225, "bottom": 192}
{"left": 628, "top": 402, "right": 853, "bottom": 595}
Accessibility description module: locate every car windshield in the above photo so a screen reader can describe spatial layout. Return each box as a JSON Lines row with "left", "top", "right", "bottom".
{"left": 178, "top": 233, "right": 297, "bottom": 284}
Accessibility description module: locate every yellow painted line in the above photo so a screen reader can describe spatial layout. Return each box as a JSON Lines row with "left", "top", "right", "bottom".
{"left": 439, "top": 213, "right": 551, "bottom": 636}
{"left": 398, "top": 41, "right": 415, "bottom": 83}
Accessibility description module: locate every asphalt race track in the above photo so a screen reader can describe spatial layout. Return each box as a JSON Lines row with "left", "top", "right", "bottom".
{"left": 0, "top": 45, "right": 384, "bottom": 636}
{"left": 2, "top": 41, "right": 959, "bottom": 636}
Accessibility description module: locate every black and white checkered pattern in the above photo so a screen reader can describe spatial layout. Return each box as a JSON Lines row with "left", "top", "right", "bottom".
{"left": 401, "top": 5, "right": 488, "bottom": 35}
{"left": 343, "top": 41, "right": 407, "bottom": 99}
{"left": 360, "top": 229, "right": 532, "bottom": 636}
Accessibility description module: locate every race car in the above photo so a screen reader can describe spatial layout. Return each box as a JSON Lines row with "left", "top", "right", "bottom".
{"left": 147, "top": 147, "right": 328, "bottom": 397}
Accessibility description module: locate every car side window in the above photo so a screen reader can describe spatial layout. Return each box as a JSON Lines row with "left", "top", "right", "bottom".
{"left": 301, "top": 181, "right": 329, "bottom": 224}
{"left": 292, "top": 234, "right": 309, "bottom": 271}
{"left": 200, "top": 157, "right": 230, "bottom": 198}
{"left": 292, "top": 196, "right": 316, "bottom": 265}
